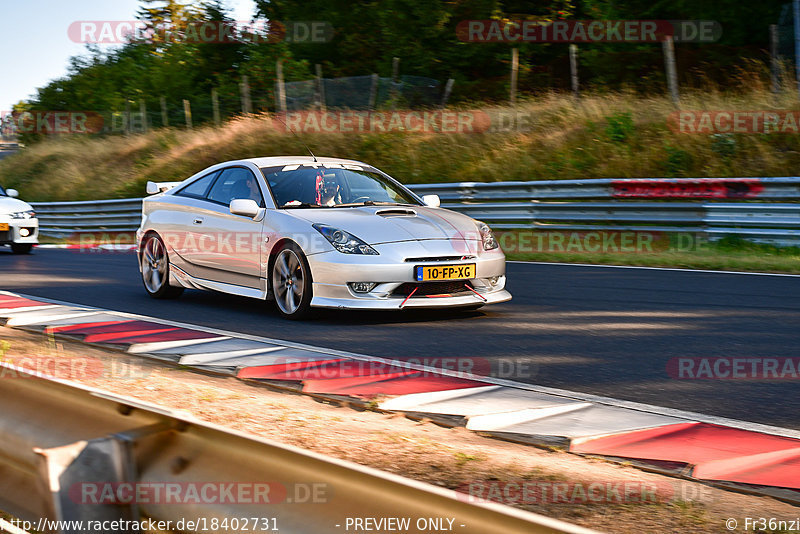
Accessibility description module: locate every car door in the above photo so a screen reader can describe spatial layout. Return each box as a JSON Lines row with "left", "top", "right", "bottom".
{"left": 189, "top": 166, "right": 267, "bottom": 290}
{"left": 162, "top": 169, "right": 221, "bottom": 277}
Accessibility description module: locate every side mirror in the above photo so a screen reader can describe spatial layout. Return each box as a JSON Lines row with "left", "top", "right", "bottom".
{"left": 230, "top": 198, "right": 264, "bottom": 220}
{"left": 145, "top": 181, "right": 159, "bottom": 195}
{"left": 6, "top": 189, "right": 18, "bottom": 198}
{"left": 422, "top": 194, "right": 440, "bottom": 208}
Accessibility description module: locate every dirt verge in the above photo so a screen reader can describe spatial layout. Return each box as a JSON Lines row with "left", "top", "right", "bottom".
{"left": 1, "top": 326, "right": 798, "bottom": 533}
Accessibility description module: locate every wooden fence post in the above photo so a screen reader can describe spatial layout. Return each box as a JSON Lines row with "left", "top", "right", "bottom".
{"left": 139, "top": 100, "right": 148, "bottom": 132}
{"left": 770, "top": 24, "right": 781, "bottom": 95}
{"left": 510, "top": 48, "right": 519, "bottom": 105}
{"left": 276, "top": 60, "right": 287, "bottom": 113}
{"left": 315, "top": 64, "right": 326, "bottom": 111}
{"left": 183, "top": 99, "right": 192, "bottom": 129}
{"left": 211, "top": 88, "right": 221, "bottom": 126}
{"left": 569, "top": 44, "right": 579, "bottom": 98}
{"left": 240, "top": 75, "right": 252, "bottom": 114}
{"left": 369, "top": 73, "right": 379, "bottom": 110}
{"left": 160, "top": 96, "right": 168, "bottom": 127}
{"left": 662, "top": 36, "right": 680, "bottom": 105}
{"left": 441, "top": 78, "right": 455, "bottom": 108}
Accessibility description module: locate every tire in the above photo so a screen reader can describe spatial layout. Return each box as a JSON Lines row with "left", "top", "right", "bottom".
{"left": 11, "top": 243, "right": 33, "bottom": 254}
{"left": 270, "top": 243, "right": 313, "bottom": 319}
{"left": 140, "top": 233, "right": 184, "bottom": 299}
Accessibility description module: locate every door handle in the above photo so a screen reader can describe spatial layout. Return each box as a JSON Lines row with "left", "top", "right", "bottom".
{"left": 193, "top": 218, "right": 204, "bottom": 225}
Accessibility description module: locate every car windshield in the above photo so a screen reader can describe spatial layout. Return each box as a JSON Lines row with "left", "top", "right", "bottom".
{"left": 260, "top": 164, "right": 420, "bottom": 208}
{"left": 0, "top": 184, "right": 6, "bottom": 196}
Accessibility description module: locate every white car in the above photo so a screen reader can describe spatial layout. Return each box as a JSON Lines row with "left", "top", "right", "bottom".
{"left": 137, "top": 156, "right": 511, "bottom": 319}
{"left": 0, "top": 185, "right": 38, "bottom": 254}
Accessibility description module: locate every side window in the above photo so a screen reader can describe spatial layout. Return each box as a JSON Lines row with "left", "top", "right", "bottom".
{"left": 206, "top": 167, "right": 265, "bottom": 207}
{"left": 174, "top": 171, "right": 219, "bottom": 199}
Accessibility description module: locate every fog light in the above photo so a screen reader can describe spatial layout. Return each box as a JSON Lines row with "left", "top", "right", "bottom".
{"left": 19, "top": 228, "right": 31, "bottom": 237}
{"left": 489, "top": 276, "right": 500, "bottom": 287}
{"left": 349, "top": 282, "right": 377, "bottom": 293}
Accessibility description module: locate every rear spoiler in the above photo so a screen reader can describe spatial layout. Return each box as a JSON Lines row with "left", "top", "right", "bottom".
{"left": 146, "top": 181, "right": 182, "bottom": 195}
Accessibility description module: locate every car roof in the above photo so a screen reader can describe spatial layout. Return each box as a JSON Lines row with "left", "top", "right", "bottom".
{"left": 239, "top": 156, "right": 371, "bottom": 168}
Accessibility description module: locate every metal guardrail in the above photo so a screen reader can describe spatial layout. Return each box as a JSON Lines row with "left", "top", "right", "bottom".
{"left": 28, "top": 177, "right": 800, "bottom": 245}
{"left": 410, "top": 177, "right": 800, "bottom": 201}
{"left": 0, "top": 362, "right": 595, "bottom": 534}
{"left": 31, "top": 198, "right": 143, "bottom": 236}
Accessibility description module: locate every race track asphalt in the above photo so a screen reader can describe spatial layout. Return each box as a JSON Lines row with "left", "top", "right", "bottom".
{"left": 2, "top": 247, "right": 799, "bottom": 429}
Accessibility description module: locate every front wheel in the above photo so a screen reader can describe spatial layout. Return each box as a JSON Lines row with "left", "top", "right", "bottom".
{"left": 140, "top": 233, "right": 184, "bottom": 299}
{"left": 271, "top": 244, "right": 313, "bottom": 319}
{"left": 11, "top": 243, "right": 33, "bottom": 254}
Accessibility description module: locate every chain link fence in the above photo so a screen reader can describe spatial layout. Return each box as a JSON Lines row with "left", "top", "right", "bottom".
{"left": 284, "top": 74, "right": 441, "bottom": 110}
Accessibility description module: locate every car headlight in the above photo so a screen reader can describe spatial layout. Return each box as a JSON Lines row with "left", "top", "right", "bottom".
{"left": 10, "top": 210, "right": 35, "bottom": 219}
{"left": 477, "top": 222, "right": 498, "bottom": 250}
{"left": 313, "top": 224, "right": 379, "bottom": 255}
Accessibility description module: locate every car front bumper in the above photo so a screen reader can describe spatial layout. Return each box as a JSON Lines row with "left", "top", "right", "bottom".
{"left": 0, "top": 217, "right": 39, "bottom": 245}
{"left": 306, "top": 240, "right": 511, "bottom": 310}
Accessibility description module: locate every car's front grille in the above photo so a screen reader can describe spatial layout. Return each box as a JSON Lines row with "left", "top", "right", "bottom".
{"left": 404, "top": 255, "right": 475, "bottom": 263}
{"left": 392, "top": 281, "right": 474, "bottom": 297}
{"left": 0, "top": 231, "right": 9, "bottom": 243}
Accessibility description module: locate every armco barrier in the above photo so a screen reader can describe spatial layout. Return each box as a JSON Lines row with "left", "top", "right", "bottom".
{"left": 29, "top": 177, "right": 800, "bottom": 245}
{"left": 0, "top": 360, "right": 595, "bottom": 534}
{"left": 31, "top": 198, "right": 143, "bottom": 236}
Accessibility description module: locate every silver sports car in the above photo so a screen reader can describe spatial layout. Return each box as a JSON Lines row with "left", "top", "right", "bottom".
{"left": 137, "top": 156, "right": 511, "bottom": 319}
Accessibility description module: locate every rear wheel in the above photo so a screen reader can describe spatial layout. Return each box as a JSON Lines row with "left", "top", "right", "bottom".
{"left": 140, "top": 233, "right": 184, "bottom": 299}
{"left": 11, "top": 243, "right": 33, "bottom": 254}
{"left": 271, "top": 243, "right": 313, "bottom": 319}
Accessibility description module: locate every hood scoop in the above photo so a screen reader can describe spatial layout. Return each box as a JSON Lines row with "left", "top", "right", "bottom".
{"left": 376, "top": 208, "right": 417, "bottom": 217}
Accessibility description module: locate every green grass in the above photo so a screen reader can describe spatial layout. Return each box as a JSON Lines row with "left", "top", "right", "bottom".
{"left": 504, "top": 234, "right": 800, "bottom": 274}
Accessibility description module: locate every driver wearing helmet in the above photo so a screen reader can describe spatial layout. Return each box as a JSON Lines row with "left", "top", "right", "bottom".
{"left": 316, "top": 173, "right": 341, "bottom": 207}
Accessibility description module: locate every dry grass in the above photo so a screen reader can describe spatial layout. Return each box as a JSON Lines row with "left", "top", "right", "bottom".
{"left": 4, "top": 86, "right": 800, "bottom": 201}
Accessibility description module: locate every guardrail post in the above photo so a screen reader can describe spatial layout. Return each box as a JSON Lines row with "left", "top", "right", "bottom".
{"left": 34, "top": 423, "right": 175, "bottom": 533}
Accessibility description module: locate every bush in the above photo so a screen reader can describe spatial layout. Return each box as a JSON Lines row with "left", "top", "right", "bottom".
{"left": 664, "top": 145, "right": 693, "bottom": 177}
{"left": 605, "top": 112, "right": 635, "bottom": 142}
{"left": 710, "top": 134, "right": 737, "bottom": 159}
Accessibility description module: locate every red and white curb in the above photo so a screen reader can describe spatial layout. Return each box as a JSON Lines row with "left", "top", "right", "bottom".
{"left": 1, "top": 290, "right": 799, "bottom": 503}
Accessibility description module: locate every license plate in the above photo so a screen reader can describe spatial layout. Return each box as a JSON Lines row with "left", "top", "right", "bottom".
{"left": 416, "top": 264, "right": 476, "bottom": 282}
{"left": 0, "top": 223, "right": 8, "bottom": 231}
